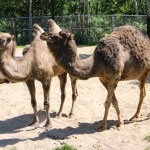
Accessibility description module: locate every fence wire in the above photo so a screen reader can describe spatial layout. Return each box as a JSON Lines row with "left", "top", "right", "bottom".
{"left": 0, "top": 15, "right": 147, "bottom": 45}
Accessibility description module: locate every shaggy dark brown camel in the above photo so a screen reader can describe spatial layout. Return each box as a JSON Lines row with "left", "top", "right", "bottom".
{"left": 40, "top": 24, "right": 150, "bottom": 131}
{"left": 0, "top": 24, "right": 78, "bottom": 129}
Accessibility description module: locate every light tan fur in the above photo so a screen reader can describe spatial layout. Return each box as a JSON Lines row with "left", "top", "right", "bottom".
{"left": 0, "top": 23, "right": 78, "bottom": 129}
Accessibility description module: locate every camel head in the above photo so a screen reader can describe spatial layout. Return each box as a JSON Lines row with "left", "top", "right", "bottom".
{"left": 0, "top": 32, "right": 16, "bottom": 56}
{"left": 40, "top": 30, "right": 78, "bottom": 62}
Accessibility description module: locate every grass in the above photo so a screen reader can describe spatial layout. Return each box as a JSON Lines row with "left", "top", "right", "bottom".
{"left": 145, "top": 147, "right": 150, "bottom": 150}
{"left": 8, "top": 147, "right": 17, "bottom": 150}
{"left": 17, "top": 45, "right": 24, "bottom": 48}
{"left": 145, "top": 135, "right": 150, "bottom": 150}
{"left": 54, "top": 144, "right": 77, "bottom": 150}
{"left": 145, "top": 136, "right": 150, "bottom": 143}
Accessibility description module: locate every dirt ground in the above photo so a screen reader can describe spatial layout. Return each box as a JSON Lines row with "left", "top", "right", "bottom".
{"left": 0, "top": 46, "right": 150, "bottom": 150}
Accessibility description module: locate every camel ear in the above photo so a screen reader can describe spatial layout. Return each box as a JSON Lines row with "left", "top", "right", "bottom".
{"left": 63, "top": 32, "right": 74, "bottom": 45}
{"left": 11, "top": 35, "right": 15, "bottom": 41}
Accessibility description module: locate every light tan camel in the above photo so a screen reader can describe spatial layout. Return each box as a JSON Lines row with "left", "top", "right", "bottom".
{"left": 0, "top": 24, "right": 78, "bottom": 130}
{"left": 0, "top": 44, "right": 29, "bottom": 83}
{"left": 40, "top": 24, "right": 150, "bottom": 131}
{"left": 0, "top": 72, "right": 10, "bottom": 83}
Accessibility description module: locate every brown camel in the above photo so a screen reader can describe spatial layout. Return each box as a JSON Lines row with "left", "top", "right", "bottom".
{"left": 0, "top": 24, "right": 78, "bottom": 129}
{"left": 40, "top": 24, "right": 150, "bottom": 131}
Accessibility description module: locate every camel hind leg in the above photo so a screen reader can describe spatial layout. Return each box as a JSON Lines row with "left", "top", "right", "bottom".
{"left": 99, "top": 78, "right": 121, "bottom": 129}
{"left": 68, "top": 75, "right": 78, "bottom": 118}
{"left": 57, "top": 72, "right": 67, "bottom": 117}
{"left": 129, "top": 71, "right": 148, "bottom": 121}
{"left": 26, "top": 79, "right": 39, "bottom": 127}
{"left": 57, "top": 73, "right": 78, "bottom": 118}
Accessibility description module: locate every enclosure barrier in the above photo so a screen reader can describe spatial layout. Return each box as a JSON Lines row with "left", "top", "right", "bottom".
{"left": 0, "top": 15, "right": 147, "bottom": 45}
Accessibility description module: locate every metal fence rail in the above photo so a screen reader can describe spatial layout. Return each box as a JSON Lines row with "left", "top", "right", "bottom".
{"left": 0, "top": 15, "right": 147, "bottom": 45}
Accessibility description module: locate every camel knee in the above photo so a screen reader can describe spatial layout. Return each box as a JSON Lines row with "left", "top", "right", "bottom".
{"left": 72, "top": 92, "right": 78, "bottom": 100}
{"left": 61, "top": 93, "right": 66, "bottom": 101}
{"left": 44, "top": 101, "right": 49, "bottom": 110}
{"left": 140, "top": 92, "right": 146, "bottom": 98}
{"left": 104, "top": 101, "right": 111, "bottom": 108}
{"left": 112, "top": 100, "right": 118, "bottom": 108}
{"left": 31, "top": 99, "right": 37, "bottom": 108}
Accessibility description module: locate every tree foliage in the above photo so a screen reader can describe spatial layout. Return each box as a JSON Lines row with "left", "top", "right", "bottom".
{"left": 0, "top": 0, "right": 147, "bottom": 17}
{"left": 0, "top": 0, "right": 148, "bottom": 45}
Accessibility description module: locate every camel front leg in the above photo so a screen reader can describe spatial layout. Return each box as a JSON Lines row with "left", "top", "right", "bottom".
{"left": 57, "top": 72, "right": 67, "bottom": 117}
{"left": 68, "top": 75, "right": 78, "bottom": 118}
{"left": 130, "top": 72, "right": 147, "bottom": 121}
{"left": 42, "top": 79, "right": 51, "bottom": 130}
{"left": 26, "top": 79, "right": 39, "bottom": 127}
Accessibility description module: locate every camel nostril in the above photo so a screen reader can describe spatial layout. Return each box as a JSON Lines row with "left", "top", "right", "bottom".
{"left": 0, "top": 39, "right": 5, "bottom": 44}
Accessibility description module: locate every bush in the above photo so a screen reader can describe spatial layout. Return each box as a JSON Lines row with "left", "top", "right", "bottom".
{"left": 54, "top": 144, "right": 77, "bottom": 150}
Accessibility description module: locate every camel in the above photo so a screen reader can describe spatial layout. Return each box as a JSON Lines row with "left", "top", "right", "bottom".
{"left": 40, "top": 24, "right": 150, "bottom": 131}
{"left": 0, "top": 72, "right": 10, "bottom": 83}
{"left": 0, "top": 24, "right": 78, "bottom": 130}
{"left": 0, "top": 44, "right": 30, "bottom": 84}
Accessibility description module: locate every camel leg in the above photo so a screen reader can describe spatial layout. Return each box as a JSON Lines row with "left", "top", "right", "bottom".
{"left": 68, "top": 75, "right": 78, "bottom": 118}
{"left": 42, "top": 79, "right": 51, "bottom": 129}
{"left": 57, "top": 72, "right": 67, "bottom": 117}
{"left": 26, "top": 79, "right": 39, "bottom": 127}
{"left": 129, "top": 72, "right": 148, "bottom": 121}
{"left": 112, "top": 96, "right": 122, "bottom": 127}
{"left": 100, "top": 79, "right": 121, "bottom": 128}
{"left": 98, "top": 79, "right": 117, "bottom": 131}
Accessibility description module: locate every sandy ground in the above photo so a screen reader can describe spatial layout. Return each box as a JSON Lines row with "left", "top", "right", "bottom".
{"left": 0, "top": 46, "right": 150, "bottom": 150}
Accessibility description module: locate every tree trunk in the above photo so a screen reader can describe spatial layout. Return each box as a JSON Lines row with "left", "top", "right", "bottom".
{"left": 51, "top": 0, "right": 55, "bottom": 20}
{"left": 147, "top": 0, "right": 150, "bottom": 38}
{"left": 29, "top": 0, "right": 32, "bottom": 43}
{"left": 134, "top": 0, "right": 138, "bottom": 15}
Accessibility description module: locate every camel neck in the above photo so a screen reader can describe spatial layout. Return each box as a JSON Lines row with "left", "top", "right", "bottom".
{"left": 0, "top": 48, "right": 32, "bottom": 81}
{"left": 56, "top": 46, "right": 95, "bottom": 79}
{"left": 68, "top": 55, "right": 95, "bottom": 79}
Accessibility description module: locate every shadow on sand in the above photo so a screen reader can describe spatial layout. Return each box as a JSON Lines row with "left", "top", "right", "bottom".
{"left": 0, "top": 110, "right": 149, "bottom": 147}
{"left": 0, "top": 109, "right": 57, "bottom": 134}
{"left": 0, "top": 118, "right": 117, "bottom": 147}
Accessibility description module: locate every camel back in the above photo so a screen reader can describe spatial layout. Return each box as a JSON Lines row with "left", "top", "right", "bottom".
{"left": 95, "top": 25, "right": 150, "bottom": 69}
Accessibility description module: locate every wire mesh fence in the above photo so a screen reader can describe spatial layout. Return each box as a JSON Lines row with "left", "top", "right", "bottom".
{"left": 0, "top": 15, "right": 147, "bottom": 45}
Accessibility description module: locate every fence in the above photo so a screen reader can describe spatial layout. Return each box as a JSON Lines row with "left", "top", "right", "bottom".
{"left": 0, "top": 15, "right": 147, "bottom": 45}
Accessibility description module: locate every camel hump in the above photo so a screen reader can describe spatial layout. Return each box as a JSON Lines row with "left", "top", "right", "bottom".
{"left": 48, "top": 19, "right": 62, "bottom": 33}
{"left": 33, "top": 23, "right": 44, "bottom": 33}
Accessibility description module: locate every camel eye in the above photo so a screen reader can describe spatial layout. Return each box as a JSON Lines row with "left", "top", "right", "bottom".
{"left": 52, "top": 36, "right": 60, "bottom": 40}
{"left": 7, "top": 38, "right": 11, "bottom": 43}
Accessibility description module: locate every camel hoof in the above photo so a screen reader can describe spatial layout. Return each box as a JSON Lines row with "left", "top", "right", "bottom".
{"left": 68, "top": 113, "right": 74, "bottom": 118}
{"left": 129, "top": 116, "right": 138, "bottom": 122}
{"left": 44, "top": 120, "right": 52, "bottom": 131}
{"left": 44, "top": 124, "right": 52, "bottom": 131}
{"left": 97, "top": 126, "right": 106, "bottom": 132}
{"left": 116, "top": 121, "right": 122, "bottom": 127}
{"left": 56, "top": 112, "right": 62, "bottom": 118}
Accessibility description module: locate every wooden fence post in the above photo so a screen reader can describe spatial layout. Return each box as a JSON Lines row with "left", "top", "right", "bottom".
{"left": 29, "top": 0, "right": 32, "bottom": 43}
{"left": 146, "top": 0, "right": 150, "bottom": 38}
